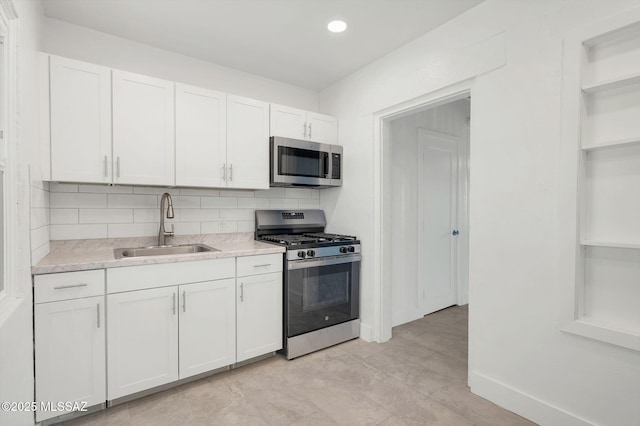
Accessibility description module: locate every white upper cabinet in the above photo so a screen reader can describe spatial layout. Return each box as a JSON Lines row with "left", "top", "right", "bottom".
{"left": 49, "top": 56, "right": 112, "bottom": 183}
{"left": 307, "top": 112, "right": 338, "bottom": 144}
{"left": 270, "top": 103, "right": 338, "bottom": 144}
{"left": 112, "top": 70, "right": 175, "bottom": 186}
{"left": 227, "top": 95, "right": 270, "bottom": 189}
{"left": 175, "top": 84, "right": 227, "bottom": 188}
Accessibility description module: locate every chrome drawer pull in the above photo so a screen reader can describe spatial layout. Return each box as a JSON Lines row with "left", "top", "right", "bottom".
{"left": 53, "top": 283, "right": 88, "bottom": 290}
{"left": 97, "top": 303, "right": 101, "bottom": 329}
{"left": 183, "top": 290, "right": 186, "bottom": 313}
{"left": 253, "top": 264, "right": 272, "bottom": 268}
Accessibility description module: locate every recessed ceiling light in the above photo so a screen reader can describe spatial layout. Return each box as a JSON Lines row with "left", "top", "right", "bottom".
{"left": 327, "top": 20, "right": 347, "bottom": 33}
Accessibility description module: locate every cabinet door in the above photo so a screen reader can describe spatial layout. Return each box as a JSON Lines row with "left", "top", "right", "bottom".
{"left": 112, "top": 71, "right": 175, "bottom": 186}
{"left": 35, "top": 296, "right": 105, "bottom": 422}
{"left": 179, "top": 279, "right": 236, "bottom": 379}
{"left": 307, "top": 112, "right": 338, "bottom": 144}
{"left": 175, "top": 84, "right": 227, "bottom": 188}
{"left": 227, "top": 95, "right": 270, "bottom": 189}
{"left": 107, "top": 287, "right": 178, "bottom": 400}
{"left": 49, "top": 56, "right": 112, "bottom": 183}
{"left": 236, "top": 272, "right": 283, "bottom": 362}
{"left": 270, "top": 103, "right": 307, "bottom": 140}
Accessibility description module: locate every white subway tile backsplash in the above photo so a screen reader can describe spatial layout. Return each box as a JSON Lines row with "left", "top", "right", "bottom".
{"left": 31, "top": 225, "right": 50, "bottom": 250}
{"left": 298, "top": 199, "right": 321, "bottom": 209}
{"left": 50, "top": 182, "right": 79, "bottom": 193}
{"left": 173, "top": 222, "right": 201, "bottom": 235}
{"left": 47, "top": 184, "right": 326, "bottom": 241}
{"left": 108, "top": 194, "right": 157, "bottom": 209}
{"left": 32, "top": 241, "right": 50, "bottom": 265}
{"left": 237, "top": 221, "right": 255, "bottom": 233}
{"left": 201, "top": 197, "right": 238, "bottom": 208}
{"left": 178, "top": 209, "right": 219, "bottom": 222}
{"left": 50, "top": 209, "right": 79, "bottom": 225}
{"left": 51, "top": 224, "right": 107, "bottom": 240}
{"left": 31, "top": 208, "right": 49, "bottom": 230}
{"left": 237, "top": 198, "right": 270, "bottom": 209}
{"left": 219, "top": 209, "right": 254, "bottom": 221}
{"left": 270, "top": 198, "right": 299, "bottom": 209}
{"left": 51, "top": 193, "right": 107, "bottom": 208}
{"left": 78, "top": 184, "right": 134, "bottom": 194}
{"left": 255, "top": 188, "right": 286, "bottom": 198}
{"left": 201, "top": 221, "right": 220, "bottom": 234}
{"left": 172, "top": 196, "right": 201, "bottom": 209}
{"left": 133, "top": 209, "right": 160, "bottom": 223}
{"left": 219, "top": 190, "right": 255, "bottom": 198}
{"left": 108, "top": 223, "right": 158, "bottom": 238}
{"left": 180, "top": 188, "right": 220, "bottom": 197}
{"left": 284, "top": 188, "right": 314, "bottom": 199}
{"left": 80, "top": 208, "right": 133, "bottom": 224}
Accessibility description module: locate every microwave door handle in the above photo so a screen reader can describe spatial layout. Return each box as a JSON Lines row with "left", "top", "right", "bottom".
{"left": 324, "top": 152, "right": 329, "bottom": 177}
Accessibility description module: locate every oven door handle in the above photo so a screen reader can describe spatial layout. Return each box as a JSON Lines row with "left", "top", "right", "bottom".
{"left": 288, "top": 255, "right": 361, "bottom": 270}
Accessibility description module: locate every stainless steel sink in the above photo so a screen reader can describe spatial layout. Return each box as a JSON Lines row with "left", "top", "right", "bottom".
{"left": 114, "top": 244, "right": 219, "bottom": 259}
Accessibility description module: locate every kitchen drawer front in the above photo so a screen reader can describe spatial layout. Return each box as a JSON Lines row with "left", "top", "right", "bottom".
{"left": 107, "top": 258, "right": 235, "bottom": 293}
{"left": 34, "top": 270, "right": 105, "bottom": 304}
{"left": 237, "top": 253, "right": 283, "bottom": 277}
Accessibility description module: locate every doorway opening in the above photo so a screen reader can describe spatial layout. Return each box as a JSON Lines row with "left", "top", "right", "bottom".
{"left": 382, "top": 94, "right": 470, "bottom": 329}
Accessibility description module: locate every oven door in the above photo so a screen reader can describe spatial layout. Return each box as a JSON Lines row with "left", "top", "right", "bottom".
{"left": 271, "top": 137, "right": 333, "bottom": 187}
{"left": 286, "top": 254, "right": 360, "bottom": 337}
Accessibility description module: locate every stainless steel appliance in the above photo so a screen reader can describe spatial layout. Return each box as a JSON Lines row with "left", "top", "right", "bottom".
{"left": 255, "top": 209, "right": 360, "bottom": 359}
{"left": 270, "top": 136, "right": 342, "bottom": 188}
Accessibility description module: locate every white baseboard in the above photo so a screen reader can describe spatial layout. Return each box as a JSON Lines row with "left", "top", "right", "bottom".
{"left": 469, "top": 371, "right": 593, "bottom": 426}
{"left": 359, "top": 322, "right": 374, "bottom": 342}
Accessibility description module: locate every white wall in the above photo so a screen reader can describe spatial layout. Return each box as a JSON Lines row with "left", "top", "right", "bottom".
{"left": 388, "top": 100, "right": 469, "bottom": 327}
{"left": 43, "top": 18, "right": 319, "bottom": 112}
{"left": 319, "top": 1, "right": 640, "bottom": 425}
{"left": 0, "top": 0, "right": 44, "bottom": 425}
{"left": 48, "top": 184, "right": 319, "bottom": 240}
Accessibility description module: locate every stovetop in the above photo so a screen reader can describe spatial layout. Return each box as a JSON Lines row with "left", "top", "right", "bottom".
{"left": 260, "top": 232, "right": 358, "bottom": 248}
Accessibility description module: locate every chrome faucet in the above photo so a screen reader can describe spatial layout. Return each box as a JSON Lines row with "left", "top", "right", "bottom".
{"left": 158, "top": 192, "right": 175, "bottom": 246}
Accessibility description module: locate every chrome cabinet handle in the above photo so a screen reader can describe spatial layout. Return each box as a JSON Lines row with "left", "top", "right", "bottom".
{"left": 97, "top": 303, "right": 101, "bottom": 329}
{"left": 229, "top": 164, "right": 233, "bottom": 182}
{"left": 222, "top": 163, "right": 227, "bottom": 181}
{"left": 53, "top": 283, "right": 88, "bottom": 290}
{"left": 116, "top": 156, "right": 121, "bottom": 178}
{"left": 240, "top": 283, "right": 244, "bottom": 302}
{"left": 253, "top": 264, "right": 272, "bottom": 268}
{"left": 104, "top": 156, "right": 108, "bottom": 178}
{"left": 172, "top": 293, "right": 176, "bottom": 315}
{"left": 303, "top": 122, "right": 307, "bottom": 138}
{"left": 308, "top": 123, "right": 312, "bottom": 139}
{"left": 182, "top": 290, "right": 186, "bottom": 313}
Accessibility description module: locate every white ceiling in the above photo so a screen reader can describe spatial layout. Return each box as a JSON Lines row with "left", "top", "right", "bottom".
{"left": 41, "top": 0, "right": 484, "bottom": 91}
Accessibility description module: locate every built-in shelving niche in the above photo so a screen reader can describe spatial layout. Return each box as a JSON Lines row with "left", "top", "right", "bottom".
{"left": 567, "top": 15, "right": 640, "bottom": 351}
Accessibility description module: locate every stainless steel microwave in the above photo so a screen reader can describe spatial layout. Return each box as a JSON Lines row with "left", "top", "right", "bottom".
{"left": 270, "top": 136, "right": 342, "bottom": 188}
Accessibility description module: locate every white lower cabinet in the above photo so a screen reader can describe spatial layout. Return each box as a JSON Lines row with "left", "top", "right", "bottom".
{"left": 179, "top": 278, "right": 236, "bottom": 378}
{"left": 35, "top": 287, "right": 105, "bottom": 422}
{"left": 107, "top": 286, "right": 179, "bottom": 400}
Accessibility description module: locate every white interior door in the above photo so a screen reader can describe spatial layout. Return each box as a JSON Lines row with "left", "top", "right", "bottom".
{"left": 419, "top": 129, "right": 460, "bottom": 315}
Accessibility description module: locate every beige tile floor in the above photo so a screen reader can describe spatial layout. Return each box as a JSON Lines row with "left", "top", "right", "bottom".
{"left": 62, "top": 305, "right": 535, "bottom": 425}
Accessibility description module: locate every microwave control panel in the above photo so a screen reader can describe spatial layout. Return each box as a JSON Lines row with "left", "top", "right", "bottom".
{"left": 331, "top": 153, "right": 341, "bottom": 179}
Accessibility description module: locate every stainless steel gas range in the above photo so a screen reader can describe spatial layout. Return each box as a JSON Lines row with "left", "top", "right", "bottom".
{"left": 255, "top": 210, "right": 360, "bottom": 359}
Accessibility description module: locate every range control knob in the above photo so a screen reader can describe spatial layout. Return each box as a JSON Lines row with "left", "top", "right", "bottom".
{"left": 348, "top": 246, "right": 355, "bottom": 253}
{"left": 339, "top": 246, "right": 348, "bottom": 254}
{"left": 306, "top": 250, "right": 315, "bottom": 257}
{"left": 297, "top": 251, "right": 306, "bottom": 259}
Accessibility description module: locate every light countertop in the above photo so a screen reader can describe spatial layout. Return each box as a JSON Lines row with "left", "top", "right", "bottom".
{"left": 32, "top": 233, "right": 285, "bottom": 275}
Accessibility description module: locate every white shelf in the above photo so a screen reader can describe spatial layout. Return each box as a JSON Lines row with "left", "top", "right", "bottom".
{"left": 580, "top": 240, "right": 640, "bottom": 249}
{"left": 582, "top": 71, "right": 640, "bottom": 94}
{"left": 563, "top": 319, "right": 640, "bottom": 351}
{"left": 582, "top": 136, "right": 640, "bottom": 151}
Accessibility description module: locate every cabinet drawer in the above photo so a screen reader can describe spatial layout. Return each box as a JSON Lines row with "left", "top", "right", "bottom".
{"left": 236, "top": 253, "right": 283, "bottom": 277}
{"left": 34, "top": 270, "right": 105, "bottom": 303}
{"left": 107, "top": 258, "right": 235, "bottom": 293}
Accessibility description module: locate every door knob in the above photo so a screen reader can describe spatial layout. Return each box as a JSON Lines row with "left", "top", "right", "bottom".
{"left": 452, "top": 229, "right": 459, "bottom": 236}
